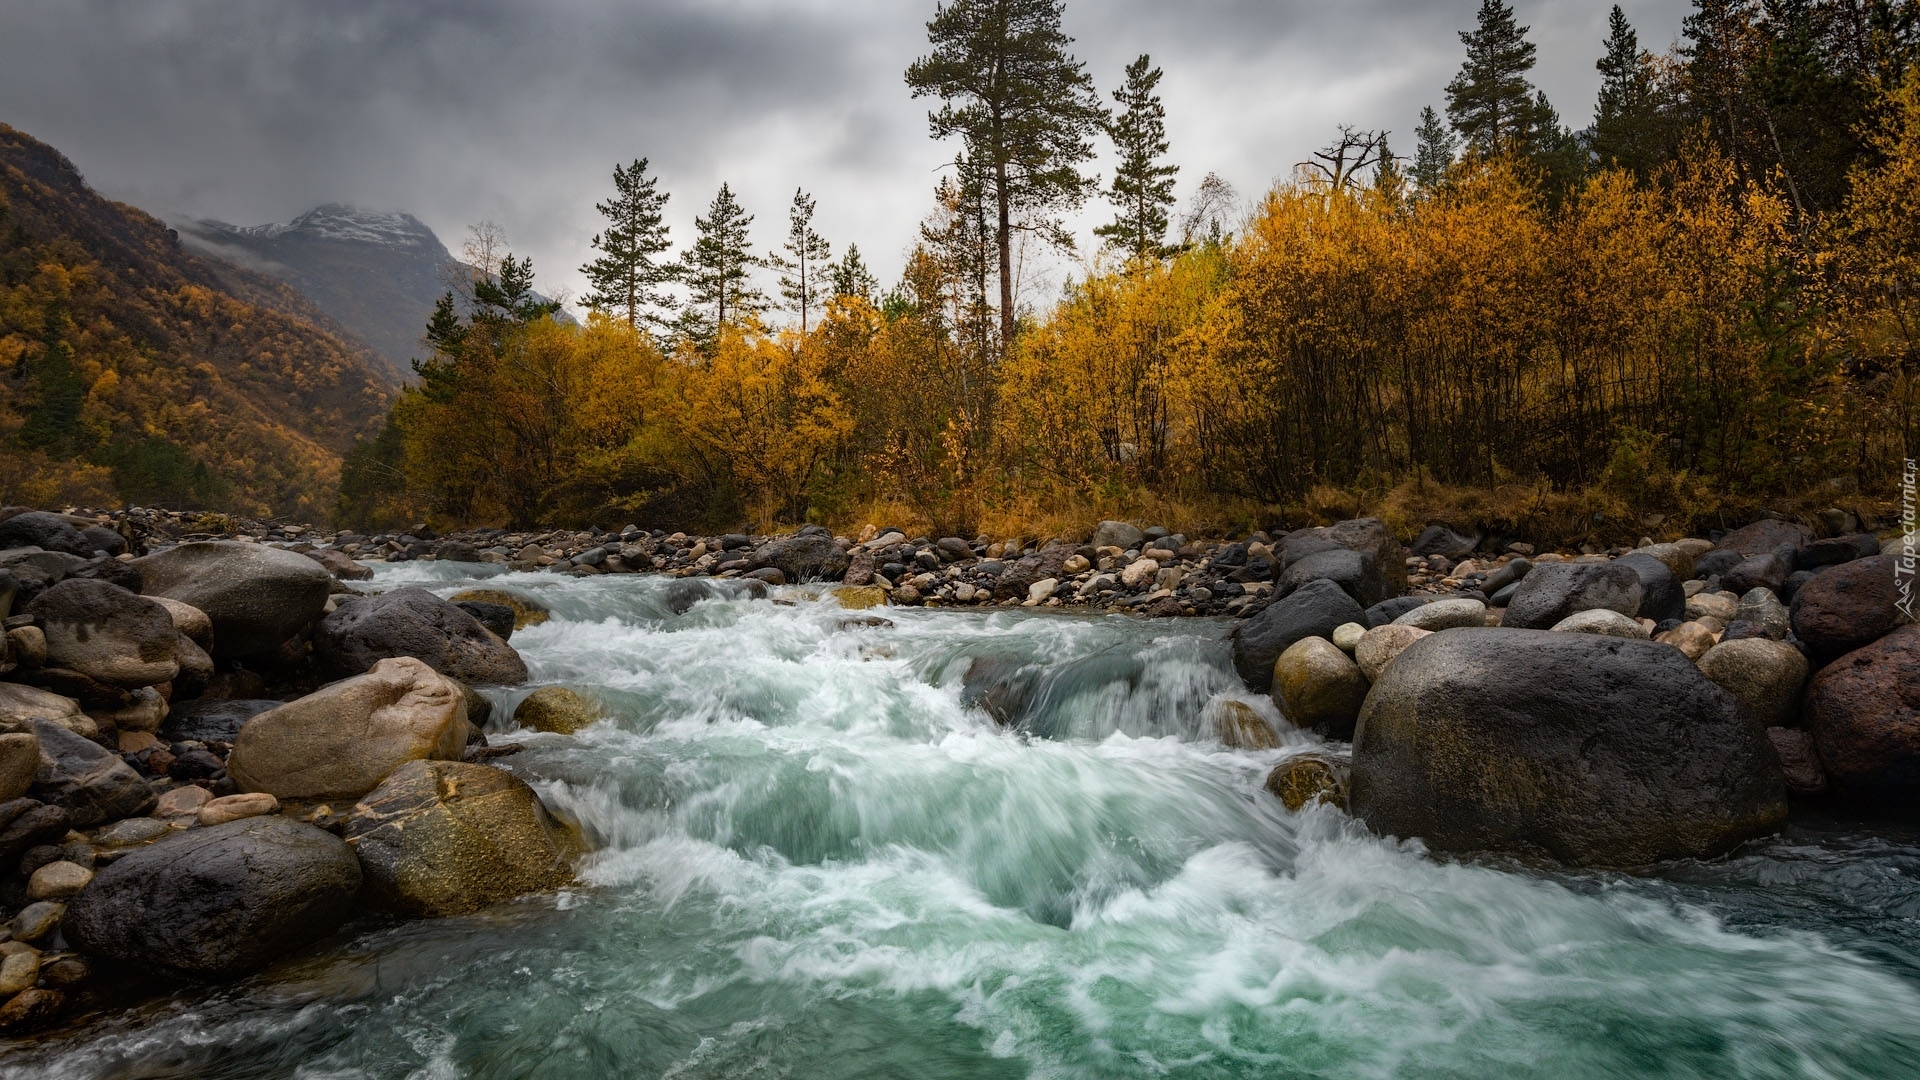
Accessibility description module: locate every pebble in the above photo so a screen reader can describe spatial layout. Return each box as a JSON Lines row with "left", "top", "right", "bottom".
{"left": 95, "top": 817, "right": 174, "bottom": 846}
{"left": 26, "top": 861, "right": 92, "bottom": 901}
{"left": 197, "top": 792, "right": 279, "bottom": 826}
{"left": 1331, "top": 622, "right": 1366, "bottom": 652}
{"left": 6, "top": 902, "right": 64, "bottom": 944}
{"left": 0, "top": 951, "right": 39, "bottom": 996}
{"left": 154, "top": 785, "right": 214, "bottom": 817}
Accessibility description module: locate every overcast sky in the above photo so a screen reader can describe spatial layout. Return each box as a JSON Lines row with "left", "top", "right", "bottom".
{"left": 1, "top": 0, "right": 1689, "bottom": 312}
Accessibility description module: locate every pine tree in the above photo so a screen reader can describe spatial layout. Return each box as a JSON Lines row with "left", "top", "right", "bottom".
{"left": 772, "top": 188, "right": 832, "bottom": 336}
{"left": 1412, "top": 105, "right": 1456, "bottom": 189}
{"left": 581, "top": 158, "right": 677, "bottom": 331}
{"left": 906, "top": 0, "right": 1106, "bottom": 347}
{"left": 830, "top": 243, "right": 880, "bottom": 304}
{"left": 1589, "top": 6, "right": 1668, "bottom": 176}
{"left": 1095, "top": 54, "right": 1180, "bottom": 260}
{"left": 679, "top": 182, "right": 765, "bottom": 346}
{"left": 1445, "top": 0, "right": 1548, "bottom": 156}
{"left": 1373, "top": 133, "right": 1405, "bottom": 192}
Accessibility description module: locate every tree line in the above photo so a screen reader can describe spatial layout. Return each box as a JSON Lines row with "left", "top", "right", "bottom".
{"left": 343, "top": 0, "right": 1920, "bottom": 542}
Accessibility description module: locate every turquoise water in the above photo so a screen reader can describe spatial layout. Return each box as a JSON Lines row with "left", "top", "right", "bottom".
{"left": 10, "top": 566, "right": 1920, "bottom": 1079}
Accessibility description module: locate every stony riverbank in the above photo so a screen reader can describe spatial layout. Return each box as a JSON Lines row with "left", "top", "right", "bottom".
{"left": 0, "top": 502, "right": 1912, "bottom": 1037}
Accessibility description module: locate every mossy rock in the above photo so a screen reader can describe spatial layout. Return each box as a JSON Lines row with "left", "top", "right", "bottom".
{"left": 1214, "top": 700, "right": 1280, "bottom": 750}
{"left": 451, "top": 588, "right": 551, "bottom": 630}
{"left": 1265, "top": 755, "right": 1348, "bottom": 811}
{"left": 832, "top": 586, "right": 888, "bottom": 610}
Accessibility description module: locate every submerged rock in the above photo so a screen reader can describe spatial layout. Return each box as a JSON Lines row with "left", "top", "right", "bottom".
{"left": 1265, "top": 754, "right": 1348, "bottom": 811}
{"left": 450, "top": 588, "right": 551, "bottom": 630}
{"left": 1213, "top": 700, "right": 1281, "bottom": 750}
{"left": 513, "top": 685, "right": 602, "bottom": 735}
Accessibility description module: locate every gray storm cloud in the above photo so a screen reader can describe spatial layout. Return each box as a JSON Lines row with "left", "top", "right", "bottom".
{"left": 1, "top": 0, "right": 1688, "bottom": 307}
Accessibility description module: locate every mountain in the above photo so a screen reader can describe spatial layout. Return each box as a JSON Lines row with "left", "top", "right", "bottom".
{"left": 0, "top": 123, "right": 393, "bottom": 520}
{"left": 184, "top": 205, "right": 570, "bottom": 381}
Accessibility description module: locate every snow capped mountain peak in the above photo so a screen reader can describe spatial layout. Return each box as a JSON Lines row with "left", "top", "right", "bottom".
{"left": 203, "top": 204, "right": 443, "bottom": 251}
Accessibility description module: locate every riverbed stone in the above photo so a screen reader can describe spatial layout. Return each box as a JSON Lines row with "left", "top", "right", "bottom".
{"left": 751, "top": 525, "right": 849, "bottom": 583}
{"left": 1769, "top": 727, "right": 1828, "bottom": 796}
{"left": 25, "top": 578, "right": 179, "bottom": 690}
{"left": 1213, "top": 700, "right": 1281, "bottom": 750}
{"left": 1281, "top": 519, "right": 1408, "bottom": 594}
{"left": 161, "top": 698, "right": 281, "bottom": 744}
{"left": 1613, "top": 551, "right": 1685, "bottom": 623}
{"left": 1550, "top": 608, "right": 1649, "bottom": 638}
{"left": 1803, "top": 624, "right": 1920, "bottom": 808}
{"left": 26, "top": 860, "right": 91, "bottom": 900}
{"left": 0, "top": 512, "right": 93, "bottom": 556}
{"left": 316, "top": 587, "right": 528, "bottom": 684}
{"left": 1276, "top": 547, "right": 1390, "bottom": 609}
{"left": 1697, "top": 638, "right": 1808, "bottom": 726}
{"left": 132, "top": 541, "right": 333, "bottom": 659}
{"left": 30, "top": 718, "right": 156, "bottom": 827}
{"left": 1353, "top": 624, "right": 1431, "bottom": 683}
{"left": 1733, "top": 588, "right": 1790, "bottom": 640}
{"left": 63, "top": 816, "right": 361, "bottom": 977}
{"left": 513, "top": 685, "right": 602, "bottom": 735}
{"left": 1394, "top": 597, "right": 1486, "bottom": 632}
{"left": 343, "top": 759, "right": 578, "bottom": 917}
{"left": 450, "top": 589, "right": 551, "bottom": 630}
{"left": 1230, "top": 579, "right": 1366, "bottom": 692}
{"left": 0, "top": 732, "right": 37, "bottom": 801}
{"left": 1685, "top": 591, "right": 1739, "bottom": 623}
{"left": 304, "top": 548, "right": 374, "bottom": 581}
{"left": 1714, "top": 519, "right": 1812, "bottom": 561}
{"left": 0, "top": 799, "right": 72, "bottom": 864}
{"left": 0, "top": 951, "right": 39, "bottom": 996}
{"left": 1721, "top": 553, "right": 1790, "bottom": 597}
{"left": 196, "top": 792, "right": 279, "bottom": 826}
{"left": 1264, "top": 754, "right": 1348, "bottom": 811}
{"left": 7, "top": 901, "right": 63, "bottom": 943}
{"left": 1790, "top": 556, "right": 1912, "bottom": 663}
{"left": 1091, "top": 521, "right": 1145, "bottom": 552}
{"left": 1502, "top": 562, "right": 1643, "bottom": 630}
{"left": 1363, "top": 596, "right": 1426, "bottom": 629}
{"left": 1350, "top": 628, "right": 1786, "bottom": 867}
{"left": 1272, "top": 637, "right": 1369, "bottom": 739}
{"left": 150, "top": 596, "right": 213, "bottom": 650}
{"left": 227, "top": 656, "right": 469, "bottom": 800}
{"left": 1332, "top": 622, "right": 1366, "bottom": 652}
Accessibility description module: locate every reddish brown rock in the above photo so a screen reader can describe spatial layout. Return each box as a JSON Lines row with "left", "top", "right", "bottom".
{"left": 1790, "top": 556, "right": 1911, "bottom": 663}
{"left": 1804, "top": 624, "right": 1920, "bottom": 807}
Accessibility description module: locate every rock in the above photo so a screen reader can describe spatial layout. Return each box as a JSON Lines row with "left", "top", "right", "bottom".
{"left": 832, "top": 586, "right": 887, "bottom": 610}
{"left": 0, "top": 988, "right": 65, "bottom": 1033}
{"left": 1410, "top": 524, "right": 1479, "bottom": 560}
{"left": 1721, "top": 553, "right": 1790, "bottom": 597}
{"left": 1636, "top": 544, "right": 1695, "bottom": 583}
{"left": 454, "top": 601, "right": 516, "bottom": 642}
{"left": 1481, "top": 557, "right": 1532, "bottom": 597}
{"left": 449, "top": 589, "right": 550, "bottom": 630}
{"left": 154, "top": 784, "right": 213, "bottom": 817}
{"left": 95, "top": 686, "right": 168, "bottom": 733}
{"left": 1229, "top": 579, "right": 1366, "bottom": 692}
{"left": 63, "top": 816, "right": 361, "bottom": 977}
{"left": 94, "top": 816, "right": 171, "bottom": 846}
{"left": 1612, "top": 551, "right": 1685, "bottom": 623}
{"left": 1714, "top": 519, "right": 1812, "bottom": 561}
{"left": 0, "top": 950, "right": 39, "bottom": 996}
{"left": 161, "top": 698, "right": 281, "bottom": 744}
{"left": 1733, "top": 588, "right": 1790, "bottom": 640}
{"left": 1501, "top": 562, "right": 1643, "bottom": 630}
{"left": 27, "top": 860, "right": 91, "bottom": 900}
{"left": 1790, "top": 556, "right": 1912, "bottom": 662}
{"left": 841, "top": 548, "right": 877, "bottom": 586}
{"left": 172, "top": 632, "right": 214, "bottom": 695}
{"left": 1363, "top": 596, "right": 1426, "bottom": 628}
{"left": 1692, "top": 549, "right": 1744, "bottom": 580}
{"left": 132, "top": 541, "right": 333, "bottom": 659}
{"left": 1769, "top": 728, "right": 1827, "bottom": 796}
{"left": 0, "top": 799, "right": 72, "bottom": 864}
{"left": 316, "top": 587, "right": 528, "bottom": 684}
{"left": 0, "top": 512, "right": 93, "bottom": 556}
{"left": 1353, "top": 624, "right": 1432, "bottom": 683}
{"left": 303, "top": 548, "right": 375, "bottom": 580}
{"left": 0, "top": 731, "right": 36, "bottom": 801}
{"left": 1549, "top": 608, "right": 1649, "bottom": 638}
{"left": 746, "top": 567, "right": 787, "bottom": 586}
{"left": 1119, "top": 559, "right": 1159, "bottom": 588}
{"left": 1280, "top": 519, "right": 1408, "bottom": 593}
{"left": 1264, "top": 754, "right": 1348, "bottom": 811}
{"left": 1061, "top": 554, "right": 1091, "bottom": 575}
{"left": 1797, "top": 534, "right": 1881, "bottom": 571}
{"left": 513, "top": 685, "right": 601, "bottom": 735}
{"left": 1091, "top": 521, "right": 1145, "bottom": 552}
{"left": 1275, "top": 547, "right": 1390, "bottom": 609}
{"left": 663, "top": 577, "right": 765, "bottom": 614}
{"left": 30, "top": 718, "right": 156, "bottom": 827}
{"left": 37, "top": 955, "right": 88, "bottom": 992}
{"left": 993, "top": 544, "right": 1076, "bottom": 601}
{"left": 1393, "top": 597, "right": 1486, "bottom": 632}
{"left": 1686, "top": 591, "right": 1738, "bottom": 622}
{"left": 1272, "top": 637, "right": 1369, "bottom": 739}
{"left": 6, "top": 624, "right": 45, "bottom": 669}
{"left": 1025, "top": 578, "right": 1060, "bottom": 604}
{"left": 196, "top": 792, "right": 278, "bottom": 826}
{"left": 25, "top": 578, "right": 180, "bottom": 689}
{"left": 751, "top": 525, "right": 849, "bottom": 583}
{"left": 1696, "top": 638, "right": 1808, "bottom": 727}
{"left": 227, "top": 656, "right": 469, "bottom": 800}
{"left": 7, "top": 901, "right": 63, "bottom": 943}
{"left": 1350, "top": 628, "right": 1787, "bottom": 867}
{"left": 343, "top": 759, "right": 577, "bottom": 917}
{"left": 1331, "top": 622, "right": 1366, "bottom": 652}
{"left": 1213, "top": 700, "right": 1281, "bottom": 749}
{"left": 1803, "top": 624, "right": 1920, "bottom": 807}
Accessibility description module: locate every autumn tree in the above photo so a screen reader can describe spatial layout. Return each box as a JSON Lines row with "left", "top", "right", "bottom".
{"left": 906, "top": 0, "right": 1106, "bottom": 346}
{"left": 678, "top": 183, "right": 765, "bottom": 348}
{"left": 1095, "top": 54, "right": 1179, "bottom": 260}
{"left": 772, "top": 188, "right": 832, "bottom": 337}
{"left": 581, "top": 158, "right": 677, "bottom": 332}
{"left": 1446, "top": 0, "right": 1551, "bottom": 157}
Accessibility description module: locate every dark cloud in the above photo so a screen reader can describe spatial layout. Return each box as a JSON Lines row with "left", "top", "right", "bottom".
{"left": 1, "top": 0, "right": 1688, "bottom": 307}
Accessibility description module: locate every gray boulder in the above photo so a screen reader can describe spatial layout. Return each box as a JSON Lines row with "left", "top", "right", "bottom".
{"left": 1279, "top": 519, "right": 1407, "bottom": 594}
{"left": 750, "top": 525, "right": 849, "bottom": 583}
{"left": 1501, "top": 562, "right": 1643, "bottom": 630}
{"left": 1612, "top": 551, "right": 1684, "bottom": 623}
{"left": 26, "top": 578, "right": 180, "bottom": 689}
{"left": 63, "top": 816, "right": 360, "bottom": 978}
{"left": 1721, "top": 553, "right": 1790, "bottom": 597}
{"left": 1091, "top": 521, "right": 1145, "bottom": 552}
{"left": 1410, "top": 524, "right": 1479, "bottom": 559}
{"left": 1350, "top": 628, "right": 1786, "bottom": 867}
{"left": 30, "top": 718, "right": 155, "bottom": 827}
{"left": 1230, "top": 579, "right": 1366, "bottom": 692}
{"left": 316, "top": 587, "right": 528, "bottom": 684}
{"left": 0, "top": 512, "right": 93, "bottom": 557}
{"left": 132, "top": 542, "right": 332, "bottom": 659}
{"left": 1275, "top": 547, "right": 1390, "bottom": 609}
{"left": 1790, "top": 556, "right": 1912, "bottom": 663}
{"left": 1714, "top": 519, "right": 1812, "bottom": 561}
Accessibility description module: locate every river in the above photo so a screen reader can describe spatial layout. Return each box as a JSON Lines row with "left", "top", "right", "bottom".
{"left": 11, "top": 564, "right": 1920, "bottom": 1079}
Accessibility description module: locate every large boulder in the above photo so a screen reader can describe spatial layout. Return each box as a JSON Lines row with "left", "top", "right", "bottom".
{"left": 1271, "top": 637, "right": 1368, "bottom": 739}
{"left": 1275, "top": 548, "right": 1390, "bottom": 609}
{"left": 1350, "top": 628, "right": 1787, "bottom": 867}
{"left": 0, "top": 512, "right": 94, "bottom": 556}
{"left": 316, "top": 587, "right": 528, "bottom": 684}
{"left": 992, "top": 543, "right": 1076, "bottom": 601}
{"left": 1230, "top": 578, "right": 1366, "bottom": 692}
{"left": 132, "top": 542, "right": 332, "bottom": 659}
{"left": 63, "top": 816, "right": 360, "bottom": 978}
{"left": 0, "top": 731, "right": 36, "bottom": 801}
{"left": 1409, "top": 524, "right": 1480, "bottom": 560}
{"left": 0, "top": 683, "right": 90, "bottom": 737}
{"left": 26, "top": 578, "right": 180, "bottom": 689}
{"left": 1790, "top": 556, "right": 1911, "bottom": 663}
{"left": 343, "top": 759, "right": 578, "bottom": 917}
{"left": 30, "top": 718, "right": 155, "bottom": 827}
{"left": 1714, "top": 519, "right": 1812, "bottom": 561}
{"left": 161, "top": 698, "right": 282, "bottom": 744}
{"left": 449, "top": 589, "right": 550, "bottom": 630}
{"left": 750, "top": 525, "right": 849, "bottom": 583}
{"left": 1280, "top": 519, "right": 1407, "bottom": 593}
{"left": 226, "top": 656, "right": 470, "bottom": 800}
{"left": 1501, "top": 562, "right": 1643, "bottom": 631}
{"left": 1612, "top": 551, "right": 1685, "bottom": 623}
{"left": 1803, "top": 624, "right": 1920, "bottom": 808}
{"left": 1090, "top": 521, "right": 1145, "bottom": 552}
{"left": 1721, "top": 553, "right": 1790, "bottom": 597}
{"left": 1697, "top": 638, "right": 1807, "bottom": 726}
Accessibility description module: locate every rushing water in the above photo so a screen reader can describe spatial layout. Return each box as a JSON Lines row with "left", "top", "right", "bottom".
{"left": 9, "top": 565, "right": 1920, "bottom": 1079}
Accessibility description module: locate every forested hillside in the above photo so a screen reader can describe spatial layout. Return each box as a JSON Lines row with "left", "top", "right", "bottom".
{"left": 0, "top": 124, "right": 392, "bottom": 520}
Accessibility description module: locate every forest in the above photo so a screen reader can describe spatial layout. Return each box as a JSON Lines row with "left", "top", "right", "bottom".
{"left": 332, "top": 0, "right": 1916, "bottom": 540}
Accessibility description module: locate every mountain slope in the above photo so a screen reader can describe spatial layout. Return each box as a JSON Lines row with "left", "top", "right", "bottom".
{"left": 0, "top": 123, "right": 393, "bottom": 520}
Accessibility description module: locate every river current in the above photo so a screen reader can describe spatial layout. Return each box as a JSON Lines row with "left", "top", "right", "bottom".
{"left": 10, "top": 564, "right": 1920, "bottom": 1079}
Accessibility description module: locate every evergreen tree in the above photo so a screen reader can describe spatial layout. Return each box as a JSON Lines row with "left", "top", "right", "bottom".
{"left": 830, "top": 243, "right": 880, "bottom": 304}
{"left": 1682, "top": 0, "right": 1761, "bottom": 160}
{"left": 581, "top": 158, "right": 677, "bottom": 331}
{"left": 1445, "top": 0, "right": 1549, "bottom": 156}
{"left": 1589, "top": 6, "right": 1671, "bottom": 177}
{"left": 772, "top": 188, "right": 832, "bottom": 336}
{"left": 679, "top": 183, "right": 765, "bottom": 346}
{"left": 1094, "top": 54, "right": 1180, "bottom": 260}
{"left": 906, "top": 0, "right": 1106, "bottom": 347}
{"left": 1412, "top": 105, "right": 1456, "bottom": 189}
{"left": 1373, "top": 133, "right": 1406, "bottom": 192}
{"left": 18, "top": 303, "right": 84, "bottom": 457}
